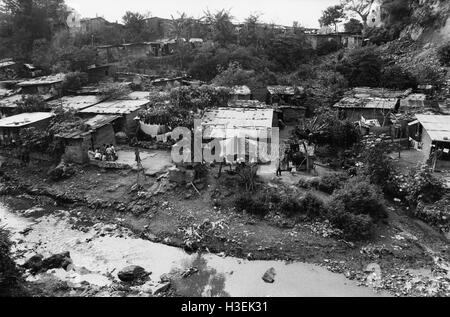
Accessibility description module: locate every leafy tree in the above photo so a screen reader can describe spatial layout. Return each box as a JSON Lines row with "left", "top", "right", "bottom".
{"left": 203, "top": 9, "right": 236, "bottom": 46}
{"left": 344, "top": 18, "right": 363, "bottom": 33}
{"left": 122, "top": 11, "right": 150, "bottom": 42}
{"left": 319, "top": 5, "right": 346, "bottom": 32}
{"left": 336, "top": 46, "right": 383, "bottom": 87}
{"left": 0, "top": 0, "right": 68, "bottom": 58}
{"left": 341, "top": 0, "right": 376, "bottom": 31}
{"left": 381, "top": 65, "right": 417, "bottom": 90}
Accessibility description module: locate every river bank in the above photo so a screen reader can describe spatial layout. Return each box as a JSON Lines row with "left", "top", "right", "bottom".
{"left": 0, "top": 162, "right": 449, "bottom": 297}
{"left": 0, "top": 199, "right": 392, "bottom": 297}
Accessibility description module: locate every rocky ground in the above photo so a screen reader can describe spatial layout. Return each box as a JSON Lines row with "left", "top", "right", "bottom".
{"left": 0, "top": 160, "right": 449, "bottom": 297}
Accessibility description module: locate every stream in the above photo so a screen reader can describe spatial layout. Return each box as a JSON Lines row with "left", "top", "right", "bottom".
{"left": 0, "top": 201, "right": 390, "bottom": 297}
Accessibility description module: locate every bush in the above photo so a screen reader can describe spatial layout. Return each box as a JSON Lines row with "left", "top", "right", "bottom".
{"left": 300, "top": 193, "right": 326, "bottom": 219}
{"left": 336, "top": 47, "right": 383, "bottom": 87}
{"left": 0, "top": 226, "right": 25, "bottom": 297}
{"left": 381, "top": 65, "right": 417, "bottom": 90}
{"left": 330, "top": 178, "right": 387, "bottom": 220}
{"left": 317, "top": 40, "right": 342, "bottom": 56}
{"left": 234, "top": 195, "right": 269, "bottom": 217}
{"left": 328, "top": 208, "right": 374, "bottom": 240}
{"left": 62, "top": 72, "right": 88, "bottom": 92}
{"left": 438, "top": 42, "right": 450, "bottom": 66}
{"left": 406, "top": 165, "right": 445, "bottom": 206}
{"left": 280, "top": 196, "right": 303, "bottom": 216}
{"left": 317, "top": 174, "right": 348, "bottom": 195}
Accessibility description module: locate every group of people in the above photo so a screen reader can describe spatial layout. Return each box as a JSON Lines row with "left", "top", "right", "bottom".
{"left": 94, "top": 144, "right": 118, "bottom": 162}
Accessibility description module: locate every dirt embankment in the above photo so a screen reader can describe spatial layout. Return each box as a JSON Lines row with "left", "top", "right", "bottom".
{"left": 1, "top": 162, "right": 449, "bottom": 297}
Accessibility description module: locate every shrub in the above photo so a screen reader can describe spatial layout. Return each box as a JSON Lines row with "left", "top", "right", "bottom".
{"left": 336, "top": 47, "right": 383, "bottom": 87}
{"left": 381, "top": 65, "right": 417, "bottom": 90}
{"left": 234, "top": 195, "right": 269, "bottom": 216}
{"left": 62, "top": 72, "right": 88, "bottom": 92}
{"left": 330, "top": 178, "right": 387, "bottom": 220}
{"left": 280, "top": 196, "right": 303, "bottom": 216}
{"left": 328, "top": 208, "right": 374, "bottom": 240}
{"left": 317, "top": 174, "right": 348, "bottom": 195}
{"left": 406, "top": 165, "right": 445, "bottom": 206}
{"left": 317, "top": 40, "right": 342, "bottom": 56}
{"left": 280, "top": 196, "right": 304, "bottom": 216}
{"left": 300, "top": 193, "right": 326, "bottom": 219}
{"left": 0, "top": 226, "right": 25, "bottom": 297}
{"left": 438, "top": 42, "right": 450, "bottom": 66}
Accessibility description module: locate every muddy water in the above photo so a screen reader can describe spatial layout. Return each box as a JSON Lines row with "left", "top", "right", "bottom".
{"left": 0, "top": 202, "right": 390, "bottom": 297}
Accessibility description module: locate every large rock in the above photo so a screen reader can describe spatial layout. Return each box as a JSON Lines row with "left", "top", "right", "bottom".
{"left": 262, "top": 268, "right": 276, "bottom": 284}
{"left": 22, "top": 254, "right": 44, "bottom": 274}
{"left": 118, "top": 265, "right": 149, "bottom": 282}
{"left": 24, "top": 252, "right": 72, "bottom": 274}
{"left": 41, "top": 252, "right": 73, "bottom": 272}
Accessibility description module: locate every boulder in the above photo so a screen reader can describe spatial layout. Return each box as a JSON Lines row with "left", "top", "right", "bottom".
{"left": 41, "top": 252, "right": 73, "bottom": 272}
{"left": 262, "top": 268, "right": 276, "bottom": 283}
{"left": 22, "top": 254, "right": 44, "bottom": 274}
{"left": 153, "top": 282, "right": 171, "bottom": 295}
{"left": 118, "top": 265, "right": 149, "bottom": 282}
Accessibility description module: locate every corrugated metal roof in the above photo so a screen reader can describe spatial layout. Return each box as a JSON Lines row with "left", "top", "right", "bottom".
{"left": 231, "top": 85, "right": 251, "bottom": 95}
{"left": 79, "top": 99, "right": 149, "bottom": 115}
{"left": 0, "top": 112, "right": 54, "bottom": 128}
{"left": 350, "top": 87, "right": 411, "bottom": 99}
{"left": 0, "top": 60, "right": 16, "bottom": 68}
{"left": 48, "top": 95, "right": 104, "bottom": 111}
{"left": 0, "top": 94, "right": 54, "bottom": 109}
{"left": 267, "top": 86, "right": 303, "bottom": 96}
{"left": 202, "top": 107, "right": 274, "bottom": 139}
{"left": 415, "top": 115, "right": 450, "bottom": 142}
{"left": 123, "top": 91, "right": 150, "bottom": 100}
{"left": 85, "top": 114, "right": 121, "bottom": 130}
{"left": 228, "top": 100, "right": 271, "bottom": 109}
{"left": 18, "top": 73, "right": 65, "bottom": 87}
{"left": 0, "top": 94, "right": 23, "bottom": 108}
{"left": 334, "top": 97, "right": 398, "bottom": 110}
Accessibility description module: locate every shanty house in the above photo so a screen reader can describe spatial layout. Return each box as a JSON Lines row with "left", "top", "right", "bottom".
{"left": 408, "top": 115, "right": 450, "bottom": 170}
{"left": 399, "top": 93, "right": 439, "bottom": 114}
{"left": 334, "top": 96, "right": 400, "bottom": 126}
{"left": 79, "top": 99, "right": 150, "bottom": 136}
{"left": 87, "top": 64, "right": 116, "bottom": 83}
{"left": 0, "top": 94, "right": 23, "bottom": 118}
{"left": 266, "top": 86, "right": 304, "bottom": 106}
{"left": 56, "top": 114, "right": 120, "bottom": 164}
{"left": 18, "top": 73, "right": 65, "bottom": 97}
{"left": 0, "top": 59, "right": 18, "bottom": 80}
{"left": 230, "top": 85, "right": 252, "bottom": 101}
{"left": 0, "top": 112, "right": 54, "bottom": 146}
{"left": 0, "top": 94, "right": 54, "bottom": 118}
{"left": 334, "top": 87, "right": 411, "bottom": 126}
{"left": 276, "top": 105, "right": 307, "bottom": 124}
{"left": 201, "top": 108, "right": 278, "bottom": 163}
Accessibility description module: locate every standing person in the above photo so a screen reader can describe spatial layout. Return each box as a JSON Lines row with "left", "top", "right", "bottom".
{"left": 135, "top": 147, "right": 146, "bottom": 184}
{"left": 276, "top": 157, "right": 282, "bottom": 177}
{"left": 135, "top": 147, "right": 141, "bottom": 166}
{"left": 105, "top": 145, "right": 113, "bottom": 161}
